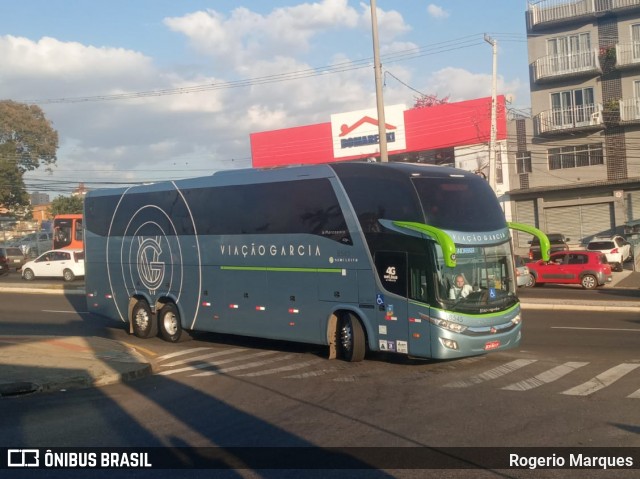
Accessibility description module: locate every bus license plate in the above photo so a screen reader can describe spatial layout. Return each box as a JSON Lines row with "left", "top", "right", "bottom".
{"left": 484, "top": 340, "right": 500, "bottom": 351}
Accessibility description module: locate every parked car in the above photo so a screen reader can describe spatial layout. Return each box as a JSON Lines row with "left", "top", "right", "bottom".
{"left": 528, "top": 233, "right": 570, "bottom": 261}
{"left": 527, "top": 251, "right": 612, "bottom": 289}
{"left": 514, "top": 255, "right": 533, "bottom": 288}
{"left": 11, "top": 231, "right": 53, "bottom": 258}
{"left": 21, "top": 249, "right": 85, "bottom": 282}
{"left": 585, "top": 235, "right": 631, "bottom": 272}
{"left": 0, "top": 246, "right": 27, "bottom": 272}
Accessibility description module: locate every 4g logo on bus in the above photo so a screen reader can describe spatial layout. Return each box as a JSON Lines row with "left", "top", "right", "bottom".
{"left": 383, "top": 266, "right": 399, "bottom": 283}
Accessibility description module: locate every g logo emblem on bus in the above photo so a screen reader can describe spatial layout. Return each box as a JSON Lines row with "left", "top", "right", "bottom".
{"left": 136, "top": 236, "right": 165, "bottom": 294}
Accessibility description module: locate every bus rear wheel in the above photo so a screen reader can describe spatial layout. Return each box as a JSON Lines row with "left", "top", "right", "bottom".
{"left": 132, "top": 299, "right": 157, "bottom": 339}
{"left": 339, "top": 313, "right": 366, "bottom": 362}
{"left": 159, "top": 303, "right": 184, "bottom": 343}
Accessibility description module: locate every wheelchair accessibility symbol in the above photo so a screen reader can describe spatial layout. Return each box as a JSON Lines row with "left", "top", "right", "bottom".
{"left": 376, "top": 294, "right": 385, "bottom": 306}
{"left": 489, "top": 288, "right": 496, "bottom": 299}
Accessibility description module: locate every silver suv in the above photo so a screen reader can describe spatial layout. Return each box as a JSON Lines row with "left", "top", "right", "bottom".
{"left": 12, "top": 231, "right": 53, "bottom": 258}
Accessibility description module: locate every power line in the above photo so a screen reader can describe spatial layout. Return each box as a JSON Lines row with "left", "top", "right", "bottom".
{"left": 18, "top": 34, "right": 506, "bottom": 105}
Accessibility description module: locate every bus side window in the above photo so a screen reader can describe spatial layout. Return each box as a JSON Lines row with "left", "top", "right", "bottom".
{"left": 409, "top": 254, "right": 429, "bottom": 303}
{"left": 75, "top": 220, "right": 83, "bottom": 241}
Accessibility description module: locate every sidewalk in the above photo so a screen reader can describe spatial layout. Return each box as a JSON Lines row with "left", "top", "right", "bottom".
{"left": 0, "top": 336, "right": 151, "bottom": 397}
{"left": 0, "top": 272, "right": 639, "bottom": 397}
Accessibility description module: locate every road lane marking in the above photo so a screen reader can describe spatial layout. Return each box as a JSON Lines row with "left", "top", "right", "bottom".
{"left": 284, "top": 368, "right": 340, "bottom": 379}
{"left": 627, "top": 388, "right": 640, "bottom": 399}
{"left": 551, "top": 327, "right": 640, "bottom": 332}
{"left": 502, "top": 362, "right": 588, "bottom": 391}
{"left": 160, "top": 348, "right": 247, "bottom": 367}
{"left": 191, "top": 354, "right": 294, "bottom": 377}
{"left": 157, "top": 350, "right": 279, "bottom": 376}
{"left": 156, "top": 347, "right": 213, "bottom": 361}
{"left": 443, "top": 359, "right": 537, "bottom": 388}
{"left": 561, "top": 363, "right": 640, "bottom": 396}
{"left": 239, "top": 359, "right": 326, "bottom": 377}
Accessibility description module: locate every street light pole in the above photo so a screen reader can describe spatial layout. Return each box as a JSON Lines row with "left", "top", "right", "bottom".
{"left": 370, "top": 0, "right": 388, "bottom": 162}
{"left": 484, "top": 33, "right": 497, "bottom": 191}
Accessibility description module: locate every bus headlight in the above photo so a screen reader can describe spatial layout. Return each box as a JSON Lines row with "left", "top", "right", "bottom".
{"left": 511, "top": 314, "right": 522, "bottom": 326}
{"left": 429, "top": 317, "right": 468, "bottom": 334}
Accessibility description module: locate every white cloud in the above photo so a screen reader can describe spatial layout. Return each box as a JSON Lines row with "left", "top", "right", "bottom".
{"left": 7, "top": 2, "right": 525, "bottom": 197}
{"left": 427, "top": 4, "right": 450, "bottom": 19}
{"left": 164, "top": 0, "right": 362, "bottom": 69}
{"left": 423, "top": 67, "right": 525, "bottom": 105}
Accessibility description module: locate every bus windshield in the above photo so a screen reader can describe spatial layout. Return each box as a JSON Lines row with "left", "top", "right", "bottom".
{"left": 435, "top": 241, "right": 517, "bottom": 314}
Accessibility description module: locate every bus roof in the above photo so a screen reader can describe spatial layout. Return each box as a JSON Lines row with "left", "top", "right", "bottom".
{"left": 86, "top": 161, "right": 480, "bottom": 198}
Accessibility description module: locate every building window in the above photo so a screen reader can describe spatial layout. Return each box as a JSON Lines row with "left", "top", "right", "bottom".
{"left": 550, "top": 88, "right": 595, "bottom": 127}
{"left": 547, "top": 33, "right": 591, "bottom": 71}
{"left": 548, "top": 144, "right": 603, "bottom": 170}
{"left": 632, "top": 24, "right": 640, "bottom": 60}
{"left": 516, "top": 151, "right": 532, "bottom": 174}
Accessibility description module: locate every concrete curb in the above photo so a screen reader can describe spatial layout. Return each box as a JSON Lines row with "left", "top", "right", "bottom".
{"left": 0, "top": 365, "right": 153, "bottom": 397}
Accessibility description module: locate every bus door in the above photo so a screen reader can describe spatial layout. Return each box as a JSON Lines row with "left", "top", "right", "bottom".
{"left": 373, "top": 251, "right": 411, "bottom": 355}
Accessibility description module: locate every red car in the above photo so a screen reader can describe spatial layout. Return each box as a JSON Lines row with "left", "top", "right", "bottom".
{"left": 527, "top": 251, "right": 612, "bottom": 289}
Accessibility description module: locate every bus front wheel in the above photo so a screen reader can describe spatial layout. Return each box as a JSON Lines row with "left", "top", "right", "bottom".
{"left": 339, "top": 313, "right": 366, "bottom": 362}
{"left": 131, "top": 299, "right": 157, "bottom": 339}
{"left": 159, "top": 303, "right": 184, "bottom": 343}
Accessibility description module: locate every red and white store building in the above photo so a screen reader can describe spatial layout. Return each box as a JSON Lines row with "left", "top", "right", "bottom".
{"left": 250, "top": 95, "right": 513, "bottom": 220}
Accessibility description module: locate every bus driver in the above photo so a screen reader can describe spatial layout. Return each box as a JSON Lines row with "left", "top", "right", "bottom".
{"left": 450, "top": 274, "right": 473, "bottom": 300}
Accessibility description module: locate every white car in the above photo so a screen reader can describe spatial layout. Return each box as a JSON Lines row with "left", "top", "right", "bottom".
{"left": 586, "top": 235, "right": 631, "bottom": 272}
{"left": 21, "top": 249, "right": 85, "bottom": 282}
{"left": 514, "top": 255, "right": 533, "bottom": 287}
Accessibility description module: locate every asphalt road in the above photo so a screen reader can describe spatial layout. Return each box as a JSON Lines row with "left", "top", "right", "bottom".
{"left": 1, "top": 293, "right": 639, "bottom": 438}
{"left": 1, "top": 287, "right": 640, "bottom": 478}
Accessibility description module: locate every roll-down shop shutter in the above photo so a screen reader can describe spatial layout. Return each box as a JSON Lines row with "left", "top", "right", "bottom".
{"left": 580, "top": 203, "right": 613, "bottom": 241}
{"left": 545, "top": 205, "right": 582, "bottom": 243}
{"left": 514, "top": 200, "right": 536, "bottom": 248}
{"left": 545, "top": 203, "right": 613, "bottom": 244}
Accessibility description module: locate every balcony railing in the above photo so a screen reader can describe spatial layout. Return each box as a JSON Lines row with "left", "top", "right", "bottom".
{"left": 619, "top": 97, "right": 640, "bottom": 122}
{"left": 532, "top": 49, "right": 601, "bottom": 82}
{"left": 615, "top": 42, "right": 640, "bottom": 68}
{"left": 527, "top": 0, "right": 640, "bottom": 29}
{"left": 534, "top": 103, "right": 603, "bottom": 134}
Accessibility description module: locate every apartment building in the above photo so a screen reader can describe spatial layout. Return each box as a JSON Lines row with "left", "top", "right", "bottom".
{"left": 509, "top": 0, "right": 640, "bottom": 249}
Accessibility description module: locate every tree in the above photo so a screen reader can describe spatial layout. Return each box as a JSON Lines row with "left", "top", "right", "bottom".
{"left": 0, "top": 100, "right": 58, "bottom": 218}
{"left": 0, "top": 143, "right": 31, "bottom": 216}
{"left": 413, "top": 94, "right": 449, "bottom": 109}
{"left": 48, "top": 195, "right": 84, "bottom": 217}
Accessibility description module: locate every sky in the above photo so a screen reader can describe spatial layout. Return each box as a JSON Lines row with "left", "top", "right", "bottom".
{"left": 0, "top": 0, "right": 533, "bottom": 198}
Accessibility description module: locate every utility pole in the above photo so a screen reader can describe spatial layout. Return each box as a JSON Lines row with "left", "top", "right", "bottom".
{"left": 370, "top": 0, "right": 388, "bottom": 162}
{"left": 484, "top": 33, "right": 498, "bottom": 191}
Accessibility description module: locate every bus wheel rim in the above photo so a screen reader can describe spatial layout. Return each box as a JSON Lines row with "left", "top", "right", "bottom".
{"left": 341, "top": 322, "right": 353, "bottom": 351}
{"left": 135, "top": 309, "right": 149, "bottom": 330}
{"left": 164, "top": 312, "right": 178, "bottom": 336}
